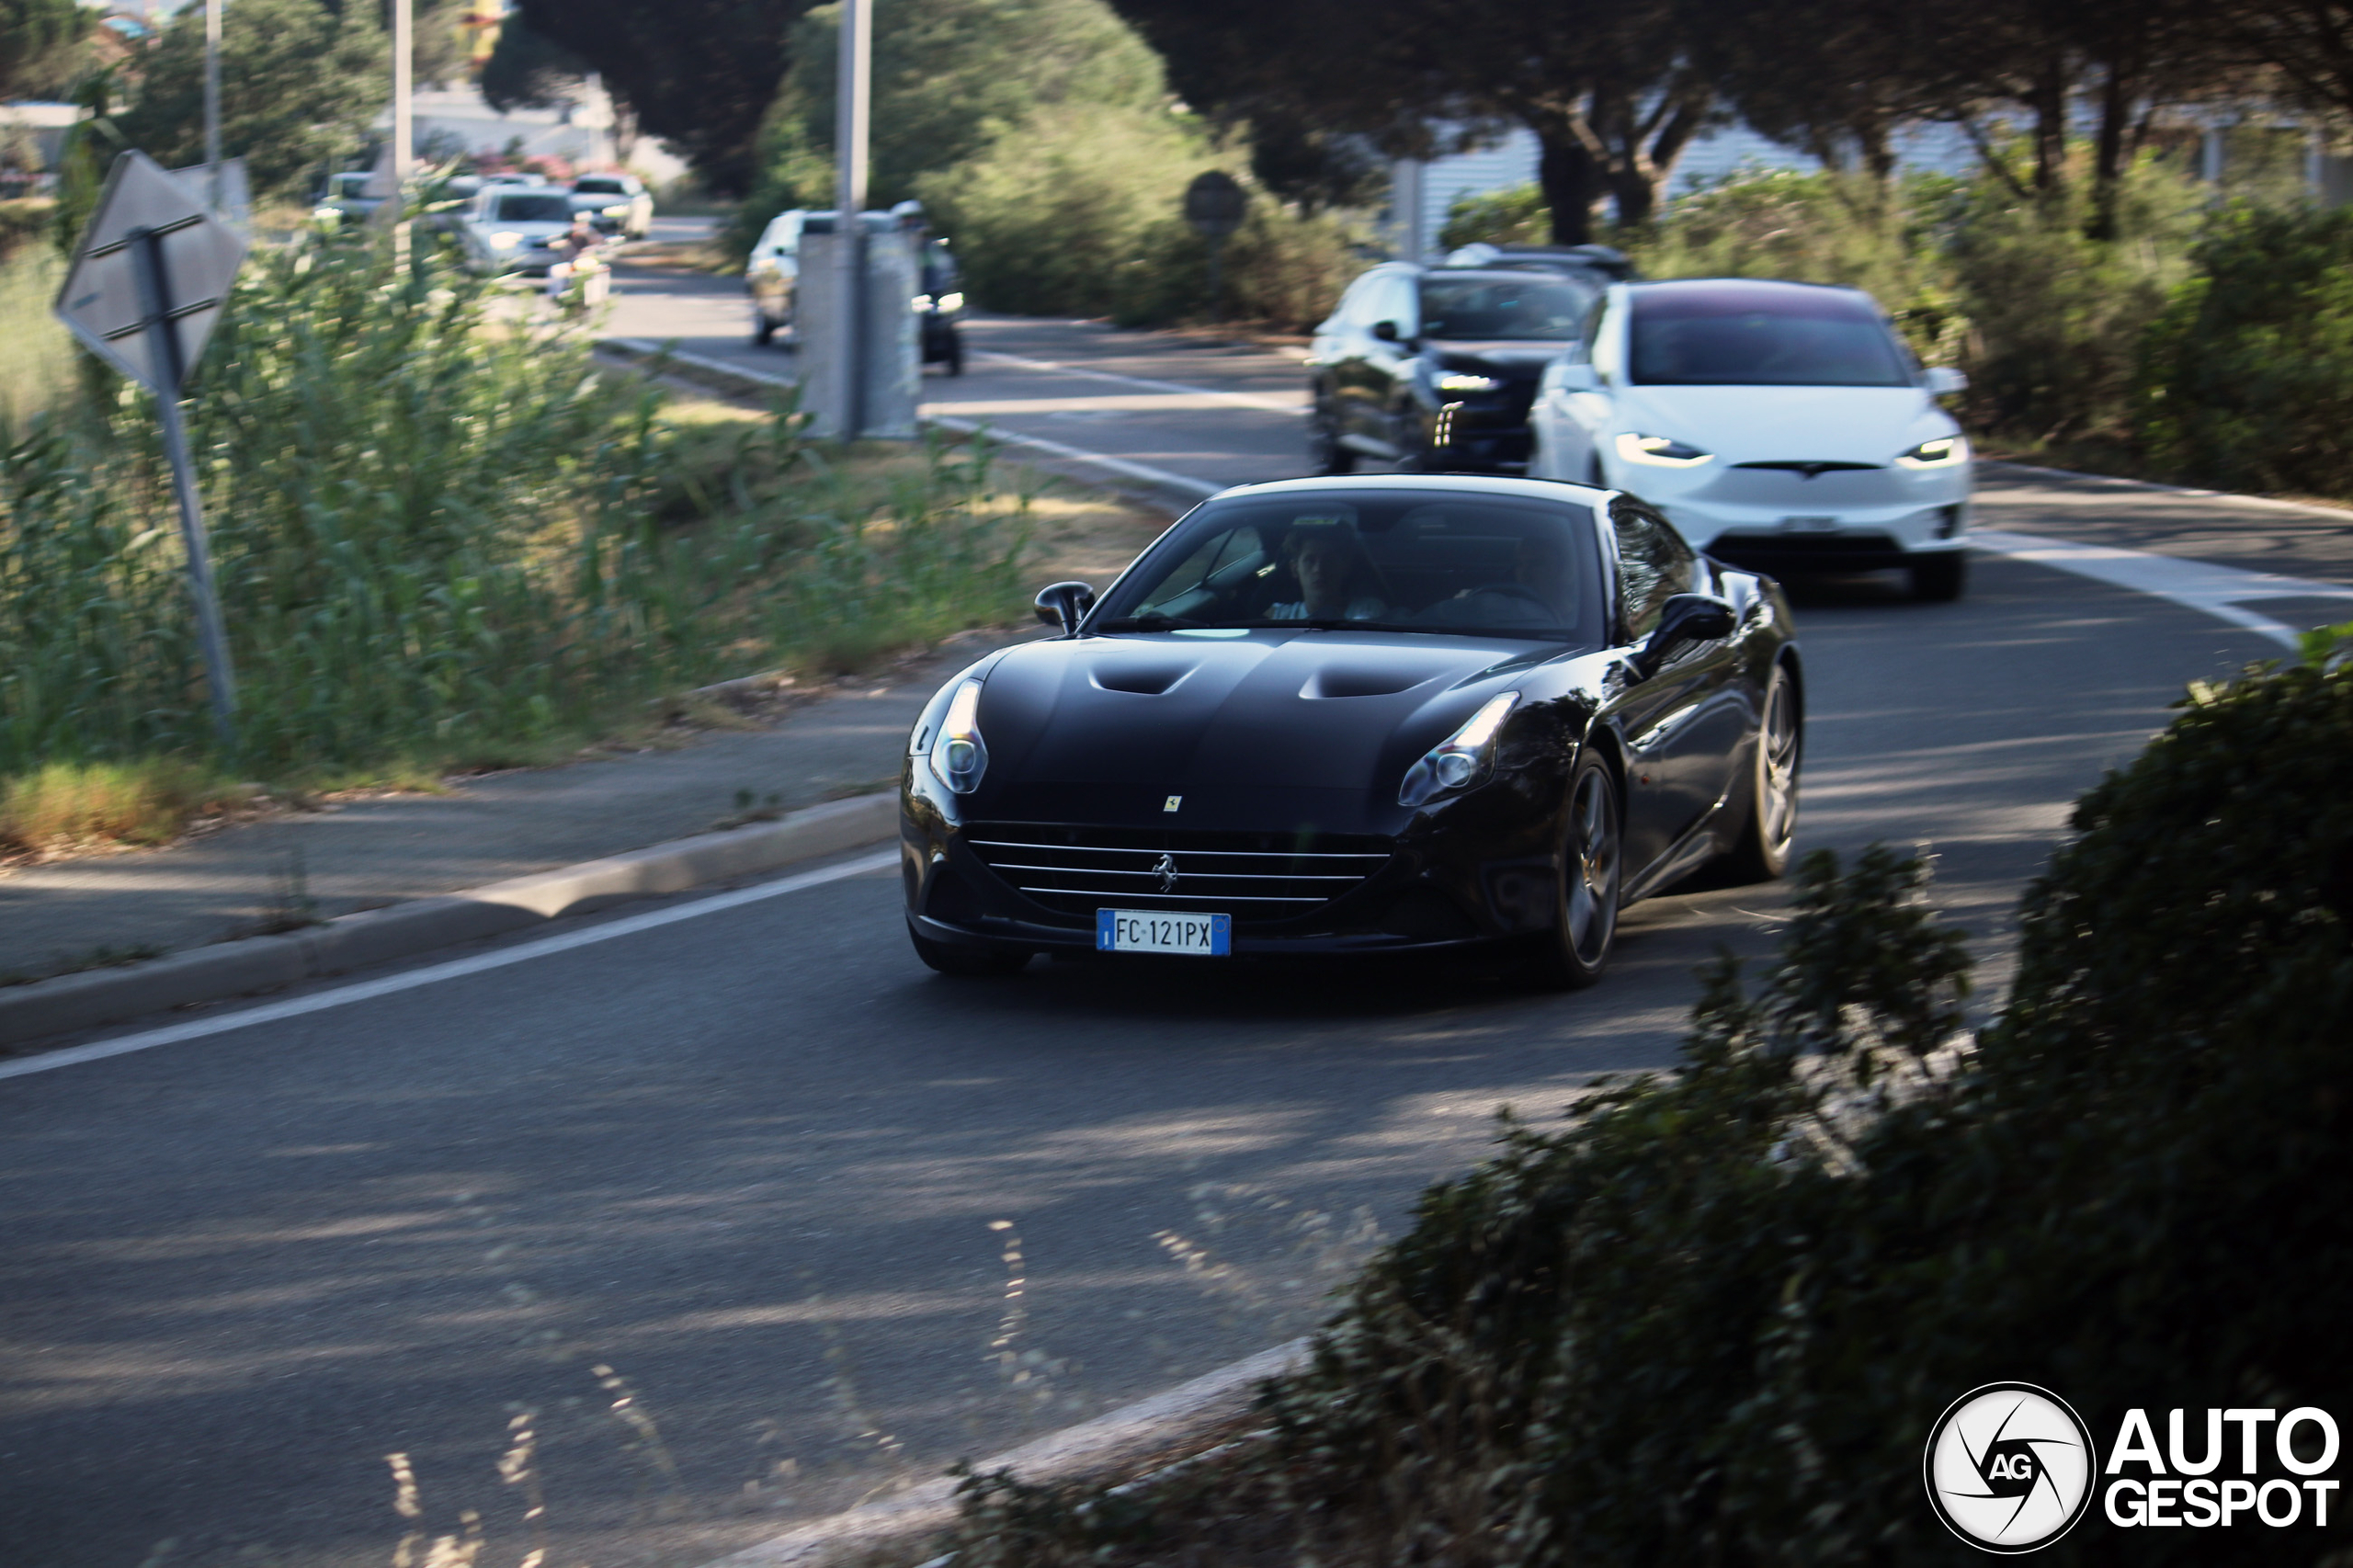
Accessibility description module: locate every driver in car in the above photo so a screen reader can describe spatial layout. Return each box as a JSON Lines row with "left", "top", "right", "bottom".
{"left": 1265, "top": 522, "right": 1389, "bottom": 622}
{"left": 1444, "top": 532, "right": 1571, "bottom": 621}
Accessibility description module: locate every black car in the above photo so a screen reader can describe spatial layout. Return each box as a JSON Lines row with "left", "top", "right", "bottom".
{"left": 1307, "top": 265, "right": 1602, "bottom": 475}
{"left": 900, "top": 475, "right": 1802, "bottom": 986}
{"left": 917, "top": 237, "right": 965, "bottom": 375}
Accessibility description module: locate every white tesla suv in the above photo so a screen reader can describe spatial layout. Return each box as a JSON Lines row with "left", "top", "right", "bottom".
{"left": 1529, "top": 278, "right": 1973, "bottom": 599}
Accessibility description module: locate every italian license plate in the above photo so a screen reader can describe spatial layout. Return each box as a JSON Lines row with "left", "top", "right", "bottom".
{"left": 1097, "top": 909, "right": 1231, "bottom": 956}
{"left": 1780, "top": 515, "right": 1839, "bottom": 532}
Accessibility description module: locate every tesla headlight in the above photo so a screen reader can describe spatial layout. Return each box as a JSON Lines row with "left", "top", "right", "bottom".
{"left": 488, "top": 231, "right": 523, "bottom": 250}
{"left": 927, "top": 677, "right": 989, "bottom": 793}
{"left": 1399, "top": 691, "right": 1519, "bottom": 809}
{"left": 1437, "top": 371, "right": 1503, "bottom": 394}
{"left": 938, "top": 291, "right": 964, "bottom": 312}
{"left": 1616, "top": 432, "right": 1712, "bottom": 468}
{"left": 1896, "top": 435, "right": 1970, "bottom": 469}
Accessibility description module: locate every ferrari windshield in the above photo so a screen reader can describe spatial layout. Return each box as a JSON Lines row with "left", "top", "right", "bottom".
{"left": 1095, "top": 492, "right": 1603, "bottom": 641}
{"left": 1629, "top": 282, "right": 1913, "bottom": 386}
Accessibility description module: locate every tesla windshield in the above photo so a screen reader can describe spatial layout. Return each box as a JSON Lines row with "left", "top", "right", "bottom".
{"left": 492, "top": 194, "right": 574, "bottom": 223}
{"left": 1419, "top": 277, "right": 1591, "bottom": 341}
{"left": 1629, "top": 284, "right": 1912, "bottom": 386}
{"left": 1096, "top": 493, "right": 1603, "bottom": 640}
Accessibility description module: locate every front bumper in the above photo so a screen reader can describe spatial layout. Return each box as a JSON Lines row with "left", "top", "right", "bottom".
{"left": 901, "top": 785, "right": 1570, "bottom": 960}
{"left": 1429, "top": 382, "right": 1539, "bottom": 472}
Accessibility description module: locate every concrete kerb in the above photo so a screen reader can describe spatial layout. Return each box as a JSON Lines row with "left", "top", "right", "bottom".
{"left": 1980, "top": 458, "right": 2353, "bottom": 522}
{"left": 699, "top": 1337, "right": 1309, "bottom": 1568}
{"left": 0, "top": 790, "right": 899, "bottom": 1049}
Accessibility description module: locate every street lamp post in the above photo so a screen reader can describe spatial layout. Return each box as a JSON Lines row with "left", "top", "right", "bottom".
{"left": 203, "top": 0, "right": 222, "bottom": 210}
{"left": 834, "top": 0, "right": 870, "bottom": 439}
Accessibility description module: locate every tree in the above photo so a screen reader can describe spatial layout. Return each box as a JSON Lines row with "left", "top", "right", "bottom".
{"left": 112, "top": 0, "right": 385, "bottom": 202}
{"left": 767, "top": 0, "right": 1165, "bottom": 206}
{"left": 479, "top": 17, "right": 589, "bottom": 114}
{"left": 512, "top": 0, "right": 803, "bottom": 194}
{"left": 1109, "top": 0, "right": 1720, "bottom": 243}
{"left": 0, "top": 0, "right": 87, "bottom": 101}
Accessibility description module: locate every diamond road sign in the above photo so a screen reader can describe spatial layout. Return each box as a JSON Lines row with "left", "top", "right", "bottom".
{"left": 55, "top": 149, "right": 248, "bottom": 392}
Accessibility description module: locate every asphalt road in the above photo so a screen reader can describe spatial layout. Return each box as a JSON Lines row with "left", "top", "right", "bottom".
{"left": 0, "top": 254, "right": 2316, "bottom": 1568}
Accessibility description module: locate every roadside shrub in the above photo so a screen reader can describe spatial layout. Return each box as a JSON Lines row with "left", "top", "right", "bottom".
{"left": 2137, "top": 205, "right": 2353, "bottom": 495}
{"left": 0, "top": 756, "right": 239, "bottom": 854}
{"left": 0, "top": 232, "right": 1034, "bottom": 782}
{"left": 1439, "top": 184, "right": 1551, "bottom": 250}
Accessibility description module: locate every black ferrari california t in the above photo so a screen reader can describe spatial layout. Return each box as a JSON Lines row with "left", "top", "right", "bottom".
{"left": 900, "top": 474, "right": 1801, "bottom": 986}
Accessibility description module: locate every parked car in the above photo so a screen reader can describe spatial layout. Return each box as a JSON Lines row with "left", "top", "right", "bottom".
{"left": 745, "top": 209, "right": 806, "bottom": 347}
{"left": 898, "top": 473, "right": 1802, "bottom": 986}
{"left": 310, "top": 171, "right": 385, "bottom": 227}
{"left": 1307, "top": 262, "right": 1601, "bottom": 475}
{"left": 1528, "top": 278, "right": 1972, "bottom": 600}
{"left": 916, "top": 237, "right": 965, "bottom": 375}
{"left": 568, "top": 173, "right": 653, "bottom": 240}
{"left": 460, "top": 187, "right": 585, "bottom": 277}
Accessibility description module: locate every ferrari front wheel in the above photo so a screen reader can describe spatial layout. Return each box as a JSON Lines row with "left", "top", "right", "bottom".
{"left": 1721, "top": 661, "right": 1801, "bottom": 883}
{"left": 1529, "top": 755, "right": 1621, "bottom": 990}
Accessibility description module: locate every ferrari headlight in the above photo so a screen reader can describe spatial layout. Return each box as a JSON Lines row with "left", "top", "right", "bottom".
{"left": 938, "top": 291, "right": 964, "bottom": 312}
{"left": 1617, "top": 432, "right": 1712, "bottom": 468}
{"left": 1438, "top": 371, "right": 1502, "bottom": 394}
{"left": 927, "top": 677, "right": 989, "bottom": 793}
{"left": 1896, "top": 435, "right": 1970, "bottom": 469}
{"left": 1399, "top": 691, "right": 1519, "bottom": 809}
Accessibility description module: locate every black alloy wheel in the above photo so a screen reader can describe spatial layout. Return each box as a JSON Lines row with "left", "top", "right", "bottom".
{"left": 1529, "top": 753, "right": 1622, "bottom": 989}
{"left": 944, "top": 326, "right": 964, "bottom": 376}
{"left": 753, "top": 316, "right": 776, "bottom": 348}
{"left": 908, "top": 924, "right": 1031, "bottom": 977}
{"left": 1391, "top": 403, "right": 1437, "bottom": 473}
{"left": 1911, "top": 551, "right": 1967, "bottom": 601}
{"left": 1721, "top": 661, "right": 1801, "bottom": 883}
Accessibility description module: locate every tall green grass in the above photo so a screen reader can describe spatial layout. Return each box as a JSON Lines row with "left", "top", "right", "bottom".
{"left": 0, "top": 248, "right": 80, "bottom": 428}
{"left": 0, "top": 231, "right": 1033, "bottom": 784}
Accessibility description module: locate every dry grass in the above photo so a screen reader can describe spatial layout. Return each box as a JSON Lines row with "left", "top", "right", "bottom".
{"left": 0, "top": 757, "right": 244, "bottom": 858}
{"left": 0, "top": 247, "right": 79, "bottom": 429}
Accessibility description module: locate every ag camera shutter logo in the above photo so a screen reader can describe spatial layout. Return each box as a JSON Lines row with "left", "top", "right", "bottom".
{"left": 1925, "top": 1383, "right": 2097, "bottom": 1552}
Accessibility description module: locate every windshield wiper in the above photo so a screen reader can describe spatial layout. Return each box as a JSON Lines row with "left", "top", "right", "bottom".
{"left": 1097, "top": 613, "right": 1200, "bottom": 631}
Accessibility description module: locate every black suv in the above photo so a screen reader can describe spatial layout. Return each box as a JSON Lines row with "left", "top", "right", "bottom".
{"left": 1307, "top": 261, "right": 1604, "bottom": 474}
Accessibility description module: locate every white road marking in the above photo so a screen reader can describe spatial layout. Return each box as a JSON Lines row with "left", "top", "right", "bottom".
{"left": 924, "top": 415, "right": 1222, "bottom": 498}
{"left": 970, "top": 349, "right": 1309, "bottom": 415}
{"left": 1972, "top": 528, "right": 2353, "bottom": 647}
{"left": 0, "top": 849, "right": 901, "bottom": 1083}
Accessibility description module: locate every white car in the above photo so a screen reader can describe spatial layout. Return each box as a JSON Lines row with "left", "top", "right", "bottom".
{"left": 569, "top": 173, "right": 653, "bottom": 240}
{"left": 460, "top": 187, "right": 582, "bottom": 277}
{"left": 745, "top": 209, "right": 805, "bottom": 347}
{"left": 1529, "top": 278, "right": 1973, "bottom": 600}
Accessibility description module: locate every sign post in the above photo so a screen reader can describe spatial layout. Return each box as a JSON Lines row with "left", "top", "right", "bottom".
{"left": 54, "top": 150, "right": 250, "bottom": 750}
{"left": 1184, "top": 170, "right": 1247, "bottom": 318}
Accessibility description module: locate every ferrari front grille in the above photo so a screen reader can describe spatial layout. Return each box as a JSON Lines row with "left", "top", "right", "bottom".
{"left": 963, "top": 823, "right": 1392, "bottom": 925}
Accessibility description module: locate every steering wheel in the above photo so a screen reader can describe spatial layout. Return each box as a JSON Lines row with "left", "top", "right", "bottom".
{"left": 1460, "top": 583, "right": 1554, "bottom": 611}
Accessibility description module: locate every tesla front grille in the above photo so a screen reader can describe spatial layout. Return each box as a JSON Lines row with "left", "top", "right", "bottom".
{"left": 963, "top": 823, "right": 1392, "bottom": 925}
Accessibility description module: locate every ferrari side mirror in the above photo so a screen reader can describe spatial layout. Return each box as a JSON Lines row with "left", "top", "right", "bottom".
{"left": 1034, "top": 580, "right": 1097, "bottom": 636}
{"left": 1635, "top": 594, "right": 1736, "bottom": 676}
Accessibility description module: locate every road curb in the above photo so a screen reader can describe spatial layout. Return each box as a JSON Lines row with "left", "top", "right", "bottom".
{"left": 700, "top": 1337, "right": 1308, "bottom": 1568}
{"left": 0, "top": 791, "right": 900, "bottom": 1049}
{"left": 1979, "top": 459, "right": 2353, "bottom": 523}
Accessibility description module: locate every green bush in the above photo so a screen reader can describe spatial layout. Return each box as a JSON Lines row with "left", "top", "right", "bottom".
{"left": 1244, "top": 647, "right": 2351, "bottom": 1565}
{"left": 1439, "top": 184, "right": 1551, "bottom": 250}
{"left": 0, "top": 233, "right": 1034, "bottom": 779}
{"left": 2137, "top": 206, "right": 2353, "bottom": 496}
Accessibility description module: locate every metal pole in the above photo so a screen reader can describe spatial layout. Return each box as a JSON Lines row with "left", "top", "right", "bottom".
{"left": 203, "top": 0, "right": 222, "bottom": 210}
{"left": 1207, "top": 233, "right": 1224, "bottom": 318}
{"left": 834, "top": 0, "right": 870, "bottom": 439}
{"left": 391, "top": 0, "right": 413, "bottom": 267}
{"left": 128, "top": 226, "right": 239, "bottom": 750}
